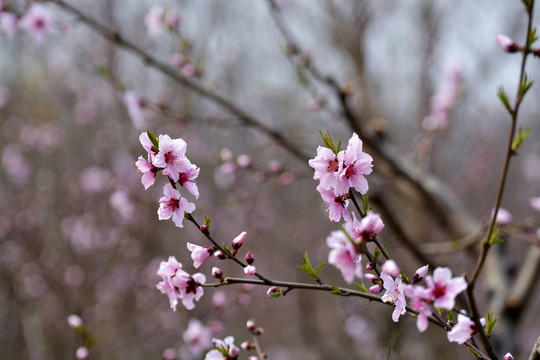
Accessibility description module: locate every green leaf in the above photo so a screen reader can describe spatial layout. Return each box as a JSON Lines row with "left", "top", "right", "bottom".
{"left": 269, "top": 290, "right": 283, "bottom": 299}
{"left": 222, "top": 244, "right": 232, "bottom": 254}
{"left": 485, "top": 312, "right": 498, "bottom": 335}
{"left": 204, "top": 216, "right": 211, "bottom": 229}
{"left": 317, "top": 130, "right": 342, "bottom": 155}
{"left": 353, "top": 281, "right": 367, "bottom": 293}
{"left": 330, "top": 285, "right": 344, "bottom": 295}
{"left": 511, "top": 126, "right": 532, "bottom": 152}
{"left": 297, "top": 253, "right": 324, "bottom": 281}
{"left": 85, "top": 335, "right": 97, "bottom": 350}
{"left": 446, "top": 310, "right": 454, "bottom": 323}
{"left": 146, "top": 129, "right": 160, "bottom": 153}
{"left": 399, "top": 270, "right": 410, "bottom": 284}
{"left": 336, "top": 139, "right": 342, "bottom": 153}
{"left": 528, "top": 27, "right": 538, "bottom": 47}
{"left": 468, "top": 347, "right": 481, "bottom": 358}
{"left": 362, "top": 194, "right": 373, "bottom": 214}
{"left": 316, "top": 262, "right": 326, "bottom": 276}
{"left": 519, "top": 73, "right": 534, "bottom": 99}
{"left": 488, "top": 225, "right": 501, "bottom": 246}
{"left": 373, "top": 248, "right": 381, "bottom": 264}
{"left": 497, "top": 86, "right": 512, "bottom": 114}
{"left": 521, "top": 0, "right": 533, "bottom": 13}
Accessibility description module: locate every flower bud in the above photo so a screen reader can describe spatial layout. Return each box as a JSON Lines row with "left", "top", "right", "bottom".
{"left": 496, "top": 35, "right": 521, "bottom": 53}
{"left": 364, "top": 273, "right": 379, "bottom": 283}
{"left": 76, "top": 347, "right": 89, "bottom": 360}
{"left": 214, "top": 250, "right": 227, "bottom": 260}
{"left": 503, "top": 353, "right": 514, "bottom": 360}
{"left": 241, "top": 341, "right": 253, "bottom": 350}
{"left": 229, "top": 344, "right": 240, "bottom": 358}
{"left": 413, "top": 265, "right": 429, "bottom": 283}
{"left": 369, "top": 285, "right": 382, "bottom": 294}
{"left": 365, "top": 262, "right": 375, "bottom": 271}
{"left": 267, "top": 286, "right": 282, "bottom": 298}
{"left": 246, "top": 320, "right": 256, "bottom": 331}
{"left": 67, "top": 314, "right": 83, "bottom": 329}
{"left": 244, "top": 265, "right": 256, "bottom": 276}
{"left": 212, "top": 267, "right": 223, "bottom": 280}
{"left": 245, "top": 251, "right": 254, "bottom": 265}
{"left": 381, "top": 260, "right": 400, "bottom": 277}
{"left": 255, "top": 327, "right": 264, "bottom": 335}
{"left": 232, "top": 231, "right": 247, "bottom": 252}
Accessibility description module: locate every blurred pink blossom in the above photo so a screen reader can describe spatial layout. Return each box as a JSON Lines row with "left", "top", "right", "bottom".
{"left": 496, "top": 34, "right": 521, "bottom": 53}
{"left": 0, "top": 12, "right": 17, "bottom": 37}
{"left": 144, "top": 5, "right": 164, "bottom": 37}
{"left": 19, "top": 4, "right": 55, "bottom": 44}
{"left": 494, "top": 207, "right": 513, "bottom": 225}
{"left": 529, "top": 197, "right": 540, "bottom": 212}
{"left": 123, "top": 90, "right": 147, "bottom": 130}
{"left": 446, "top": 314, "right": 476, "bottom": 344}
{"left": 326, "top": 230, "right": 362, "bottom": 283}
{"left": 183, "top": 319, "right": 213, "bottom": 357}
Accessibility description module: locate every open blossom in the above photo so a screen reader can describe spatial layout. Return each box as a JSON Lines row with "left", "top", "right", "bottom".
{"left": 19, "top": 4, "right": 55, "bottom": 44}
{"left": 309, "top": 146, "right": 341, "bottom": 191}
{"left": 425, "top": 267, "right": 467, "bottom": 310}
{"left": 183, "top": 319, "right": 213, "bottom": 357}
{"left": 380, "top": 271, "right": 406, "bottom": 322}
{"left": 344, "top": 211, "right": 384, "bottom": 243}
{"left": 158, "top": 183, "right": 196, "bottom": 227}
{"left": 333, "top": 133, "right": 373, "bottom": 195}
{"left": 187, "top": 243, "right": 214, "bottom": 268}
{"left": 152, "top": 134, "right": 192, "bottom": 182}
{"left": 156, "top": 256, "right": 206, "bottom": 310}
{"left": 316, "top": 185, "right": 349, "bottom": 222}
{"left": 205, "top": 337, "right": 239, "bottom": 360}
{"left": 135, "top": 155, "right": 159, "bottom": 189}
{"left": 123, "top": 91, "right": 146, "bottom": 130}
{"left": 326, "top": 230, "right": 362, "bottom": 283}
{"left": 447, "top": 314, "right": 476, "bottom": 344}
{"left": 178, "top": 164, "right": 200, "bottom": 198}
{"left": 404, "top": 285, "right": 433, "bottom": 332}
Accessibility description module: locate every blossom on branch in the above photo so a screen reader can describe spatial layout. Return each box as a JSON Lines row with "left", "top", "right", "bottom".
{"left": 316, "top": 185, "right": 349, "bottom": 222}
{"left": 158, "top": 183, "right": 196, "bottom": 228}
{"left": 187, "top": 242, "right": 214, "bottom": 268}
{"left": 447, "top": 314, "right": 476, "bottom": 344}
{"left": 135, "top": 155, "right": 159, "bottom": 189}
{"left": 326, "top": 230, "right": 363, "bottom": 283}
{"left": 380, "top": 271, "right": 406, "bottom": 322}
{"left": 425, "top": 267, "right": 467, "bottom": 310}
{"left": 152, "top": 134, "right": 192, "bottom": 182}
{"left": 19, "top": 4, "right": 55, "bottom": 45}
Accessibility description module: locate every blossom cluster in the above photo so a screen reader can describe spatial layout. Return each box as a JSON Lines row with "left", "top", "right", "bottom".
{"left": 156, "top": 256, "right": 206, "bottom": 311}
{"left": 0, "top": 3, "right": 55, "bottom": 44}
{"left": 136, "top": 131, "right": 199, "bottom": 228}
{"left": 308, "top": 132, "right": 373, "bottom": 222}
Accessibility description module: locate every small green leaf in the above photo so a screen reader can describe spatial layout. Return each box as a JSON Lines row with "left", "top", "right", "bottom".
{"left": 330, "top": 285, "right": 344, "bottom": 295}
{"left": 362, "top": 194, "right": 373, "bottom": 214}
{"left": 297, "top": 253, "right": 323, "bottom": 281}
{"left": 488, "top": 225, "right": 501, "bottom": 246}
{"left": 519, "top": 73, "right": 534, "bottom": 99}
{"left": 269, "top": 290, "right": 283, "bottom": 299}
{"left": 354, "top": 281, "right": 367, "bottom": 293}
{"left": 146, "top": 129, "right": 160, "bottom": 153}
{"left": 399, "top": 270, "right": 410, "bottom": 284}
{"left": 511, "top": 126, "right": 532, "bottom": 152}
{"left": 204, "top": 216, "right": 211, "bottom": 229}
{"left": 336, "top": 139, "right": 342, "bottom": 153}
{"left": 485, "top": 312, "right": 498, "bottom": 335}
{"left": 528, "top": 27, "right": 538, "bottom": 47}
{"left": 468, "top": 347, "right": 481, "bottom": 358}
{"left": 316, "top": 262, "right": 326, "bottom": 276}
{"left": 446, "top": 310, "right": 454, "bottom": 323}
{"left": 497, "top": 86, "right": 512, "bottom": 114}
{"left": 521, "top": 0, "right": 533, "bottom": 12}
{"left": 222, "top": 244, "right": 232, "bottom": 253}
{"left": 373, "top": 248, "right": 381, "bottom": 264}
{"left": 85, "top": 335, "right": 97, "bottom": 350}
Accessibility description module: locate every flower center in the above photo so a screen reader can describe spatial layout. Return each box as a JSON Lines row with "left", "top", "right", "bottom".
{"left": 327, "top": 158, "right": 339, "bottom": 172}
{"left": 432, "top": 283, "right": 446, "bottom": 298}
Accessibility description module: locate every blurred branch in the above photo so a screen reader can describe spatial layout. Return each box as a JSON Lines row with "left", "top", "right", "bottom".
{"left": 46, "top": 0, "right": 310, "bottom": 163}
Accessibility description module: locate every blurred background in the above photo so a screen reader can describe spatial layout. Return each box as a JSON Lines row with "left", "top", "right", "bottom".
{"left": 1, "top": 0, "right": 540, "bottom": 359}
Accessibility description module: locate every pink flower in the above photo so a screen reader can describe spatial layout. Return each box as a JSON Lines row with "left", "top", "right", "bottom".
{"left": 504, "top": 353, "right": 514, "bottom": 360}
{"left": 75, "top": 347, "right": 89, "bottom": 360}
{"left": 267, "top": 286, "right": 282, "bottom": 298}
{"left": 381, "top": 260, "right": 400, "bottom": 277}
{"left": 152, "top": 134, "right": 192, "bottom": 182}
{"left": 334, "top": 133, "right": 373, "bottom": 195}
{"left": 67, "top": 314, "right": 83, "bottom": 329}
{"left": 135, "top": 156, "right": 159, "bottom": 189}
{"left": 0, "top": 12, "right": 18, "bottom": 37}
{"left": 156, "top": 256, "right": 206, "bottom": 310}
{"left": 344, "top": 211, "right": 384, "bottom": 243}
{"left": 381, "top": 271, "right": 406, "bottom": 322}
{"left": 164, "top": 9, "right": 180, "bottom": 30}
{"left": 157, "top": 183, "right": 196, "bottom": 228}
{"left": 496, "top": 34, "right": 521, "bottom": 53}
{"left": 308, "top": 146, "right": 341, "bottom": 191}
{"left": 206, "top": 337, "right": 239, "bottom": 360}
{"left": 316, "top": 185, "right": 349, "bottom": 222}
{"left": 144, "top": 5, "right": 164, "bottom": 37}
{"left": 178, "top": 164, "right": 200, "bottom": 198}
{"left": 123, "top": 91, "right": 146, "bottom": 130}
{"left": 530, "top": 197, "right": 540, "bottom": 212}
{"left": 19, "top": 4, "right": 55, "bottom": 45}
{"left": 183, "top": 319, "right": 213, "bottom": 357}
{"left": 425, "top": 267, "right": 467, "bottom": 310}
{"left": 326, "top": 230, "right": 362, "bottom": 283}
{"left": 404, "top": 285, "right": 433, "bottom": 332}
{"left": 187, "top": 243, "right": 214, "bottom": 268}
{"left": 447, "top": 314, "right": 476, "bottom": 344}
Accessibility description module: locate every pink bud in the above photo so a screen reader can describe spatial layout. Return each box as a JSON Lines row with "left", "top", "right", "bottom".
{"left": 364, "top": 273, "right": 379, "bottom": 283}
{"left": 365, "top": 262, "right": 375, "bottom": 271}
{"left": 413, "top": 265, "right": 429, "bottom": 283}
{"left": 241, "top": 341, "right": 253, "bottom": 350}
{"left": 503, "top": 353, "right": 514, "bottom": 360}
{"left": 236, "top": 154, "right": 252, "bottom": 168}
{"left": 267, "top": 286, "right": 282, "bottom": 298}
{"left": 162, "top": 348, "right": 177, "bottom": 360}
{"left": 369, "top": 285, "right": 382, "bottom": 294}
{"left": 76, "top": 347, "right": 89, "bottom": 360}
{"left": 199, "top": 225, "right": 207, "bottom": 231}
{"left": 212, "top": 267, "right": 223, "bottom": 279}
{"left": 212, "top": 291, "right": 227, "bottom": 309}
{"left": 246, "top": 320, "right": 256, "bottom": 331}
{"left": 381, "top": 260, "right": 400, "bottom": 277}
{"left": 245, "top": 251, "right": 254, "bottom": 265}
{"left": 214, "top": 250, "right": 226, "bottom": 260}
{"left": 244, "top": 265, "right": 256, "bottom": 276}
{"left": 232, "top": 231, "right": 247, "bottom": 251}
{"left": 67, "top": 314, "right": 83, "bottom": 329}
{"left": 255, "top": 327, "right": 264, "bottom": 335}
{"left": 496, "top": 34, "right": 521, "bottom": 53}
{"left": 229, "top": 345, "right": 240, "bottom": 358}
